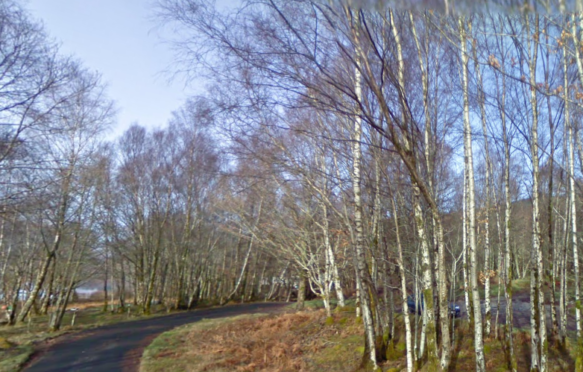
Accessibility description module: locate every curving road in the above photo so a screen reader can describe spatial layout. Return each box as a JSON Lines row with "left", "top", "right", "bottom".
{"left": 23, "top": 302, "right": 285, "bottom": 372}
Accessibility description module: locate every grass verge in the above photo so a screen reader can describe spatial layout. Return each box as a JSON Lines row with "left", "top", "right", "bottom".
{"left": 0, "top": 344, "right": 34, "bottom": 372}
{"left": 140, "top": 308, "right": 369, "bottom": 372}
{"left": 140, "top": 300, "right": 579, "bottom": 372}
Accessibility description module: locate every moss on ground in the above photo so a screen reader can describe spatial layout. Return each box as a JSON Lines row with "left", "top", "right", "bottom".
{"left": 0, "top": 337, "right": 14, "bottom": 349}
{"left": 0, "top": 345, "right": 33, "bottom": 372}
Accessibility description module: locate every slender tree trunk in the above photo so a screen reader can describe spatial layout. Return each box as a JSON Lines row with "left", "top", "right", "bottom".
{"left": 560, "top": 197, "right": 569, "bottom": 346}
{"left": 528, "top": 16, "right": 546, "bottom": 371}
{"left": 352, "top": 59, "right": 380, "bottom": 370}
{"left": 399, "top": 13, "right": 442, "bottom": 370}
{"left": 492, "top": 183, "right": 504, "bottom": 339}
{"left": 7, "top": 275, "right": 21, "bottom": 325}
{"left": 391, "top": 195, "right": 413, "bottom": 372}
{"left": 460, "top": 18, "right": 485, "bottom": 372}
{"left": 570, "top": 17, "right": 583, "bottom": 370}
{"left": 103, "top": 246, "right": 109, "bottom": 312}
{"left": 143, "top": 246, "right": 161, "bottom": 314}
{"left": 17, "top": 252, "right": 54, "bottom": 323}
{"left": 119, "top": 255, "right": 126, "bottom": 310}
{"left": 345, "top": 7, "right": 384, "bottom": 369}
{"left": 473, "top": 37, "right": 492, "bottom": 338}
{"left": 463, "top": 172, "right": 472, "bottom": 327}
{"left": 497, "top": 58, "right": 517, "bottom": 370}
{"left": 545, "top": 24, "right": 558, "bottom": 342}
{"left": 40, "top": 258, "right": 56, "bottom": 316}
{"left": 321, "top": 197, "right": 345, "bottom": 308}
{"left": 296, "top": 271, "right": 307, "bottom": 310}
{"left": 224, "top": 201, "right": 262, "bottom": 304}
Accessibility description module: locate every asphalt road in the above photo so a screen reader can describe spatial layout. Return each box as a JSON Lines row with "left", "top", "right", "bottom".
{"left": 23, "top": 302, "right": 286, "bottom": 372}
{"left": 455, "top": 293, "right": 577, "bottom": 331}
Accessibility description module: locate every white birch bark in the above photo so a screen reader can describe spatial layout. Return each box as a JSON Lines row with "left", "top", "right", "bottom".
{"left": 398, "top": 13, "right": 441, "bottom": 370}
{"left": 569, "top": 20, "right": 583, "bottom": 370}
{"left": 224, "top": 199, "right": 263, "bottom": 304}
{"left": 473, "top": 39, "right": 492, "bottom": 337}
{"left": 568, "top": 71, "right": 579, "bottom": 339}
{"left": 560, "top": 193, "right": 569, "bottom": 345}
{"left": 349, "top": 9, "right": 378, "bottom": 367}
{"left": 562, "top": 36, "right": 577, "bottom": 348}
{"left": 459, "top": 17, "right": 485, "bottom": 372}
{"left": 527, "top": 16, "right": 546, "bottom": 371}
{"left": 544, "top": 24, "right": 558, "bottom": 340}
{"left": 499, "top": 61, "right": 517, "bottom": 372}
{"left": 391, "top": 195, "right": 413, "bottom": 372}
{"left": 319, "top": 154, "right": 346, "bottom": 308}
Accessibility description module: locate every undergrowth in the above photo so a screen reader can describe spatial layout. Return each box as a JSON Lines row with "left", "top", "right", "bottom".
{"left": 140, "top": 302, "right": 579, "bottom": 372}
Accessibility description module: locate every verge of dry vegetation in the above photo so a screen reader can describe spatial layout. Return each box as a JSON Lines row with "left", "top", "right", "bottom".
{"left": 140, "top": 308, "right": 380, "bottom": 372}
{"left": 140, "top": 301, "right": 580, "bottom": 372}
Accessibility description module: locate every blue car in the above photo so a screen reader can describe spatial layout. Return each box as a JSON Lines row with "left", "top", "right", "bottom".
{"left": 407, "top": 295, "right": 460, "bottom": 318}
{"left": 449, "top": 303, "right": 461, "bottom": 318}
{"left": 407, "top": 295, "right": 423, "bottom": 315}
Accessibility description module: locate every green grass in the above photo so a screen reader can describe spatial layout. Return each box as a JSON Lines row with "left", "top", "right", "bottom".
{"left": 310, "top": 333, "right": 363, "bottom": 371}
{"left": 289, "top": 298, "right": 357, "bottom": 311}
{"left": 0, "top": 345, "right": 34, "bottom": 372}
{"left": 468, "top": 278, "right": 530, "bottom": 300}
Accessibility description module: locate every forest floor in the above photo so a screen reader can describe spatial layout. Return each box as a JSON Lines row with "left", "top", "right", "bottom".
{"left": 0, "top": 301, "right": 173, "bottom": 372}
{"left": 140, "top": 296, "right": 579, "bottom": 372}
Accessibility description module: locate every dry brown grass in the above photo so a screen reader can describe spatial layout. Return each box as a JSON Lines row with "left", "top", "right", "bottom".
{"left": 185, "top": 312, "right": 316, "bottom": 371}
{"left": 142, "top": 308, "right": 580, "bottom": 372}
{"left": 141, "top": 310, "right": 366, "bottom": 372}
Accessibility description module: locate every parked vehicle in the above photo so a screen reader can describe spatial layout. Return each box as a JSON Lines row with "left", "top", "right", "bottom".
{"left": 449, "top": 303, "right": 461, "bottom": 318}
{"left": 407, "top": 295, "right": 460, "bottom": 318}
{"left": 407, "top": 295, "right": 423, "bottom": 315}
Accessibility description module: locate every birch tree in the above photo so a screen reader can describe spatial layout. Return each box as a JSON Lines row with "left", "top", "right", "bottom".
{"left": 459, "top": 17, "right": 485, "bottom": 372}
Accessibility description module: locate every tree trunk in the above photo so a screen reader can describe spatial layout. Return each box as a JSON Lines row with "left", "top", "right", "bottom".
{"left": 17, "top": 252, "right": 54, "bottom": 323}
{"left": 224, "top": 201, "right": 262, "bottom": 304}
{"left": 7, "top": 275, "right": 21, "bottom": 325}
{"left": 473, "top": 36, "right": 492, "bottom": 338}
{"left": 391, "top": 195, "right": 413, "bottom": 372}
{"left": 407, "top": 14, "right": 449, "bottom": 369}
{"left": 570, "top": 17, "right": 583, "bottom": 370}
{"left": 296, "top": 271, "right": 307, "bottom": 310}
{"left": 527, "top": 16, "right": 546, "bottom": 371}
{"left": 460, "top": 18, "right": 485, "bottom": 372}
{"left": 498, "top": 60, "right": 517, "bottom": 371}
{"left": 352, "top": 29, "right": 380, "bottom": 369}
{"left": 545, "top": 23, "right": 558, "bottom": 343}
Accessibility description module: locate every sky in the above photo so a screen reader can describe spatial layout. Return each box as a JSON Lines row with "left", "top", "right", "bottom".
{"left": 24, "top": 0, "right": 201, "bottom": 140}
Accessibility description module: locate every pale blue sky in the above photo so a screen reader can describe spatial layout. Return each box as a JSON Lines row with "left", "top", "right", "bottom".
{"left": 24, "top": 0, "right": 200, "bottom": 139}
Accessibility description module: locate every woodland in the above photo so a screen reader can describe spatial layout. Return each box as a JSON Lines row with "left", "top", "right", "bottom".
{"left": 3, "top": 0, "right": 583, "bottom": 371}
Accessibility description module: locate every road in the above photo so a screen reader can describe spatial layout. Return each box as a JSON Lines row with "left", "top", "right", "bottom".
{"left": 23, "top": 302, "right": 285, "bottom": 372}
{"left": 455, "top": 293, "right": 577, "bottom": 331}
